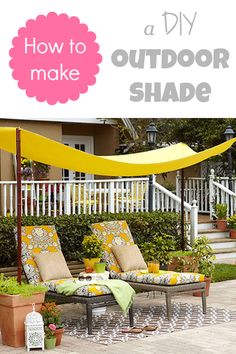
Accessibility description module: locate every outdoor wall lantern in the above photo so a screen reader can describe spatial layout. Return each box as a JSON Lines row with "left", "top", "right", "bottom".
{"left": 146, "top": 122, "right": 158, "bottom": 149}
{"left": 224, "top": 125, "right": 235, "bottom": 141}
{"left": 25, "top": 303, "right": 44, "bottom": 351}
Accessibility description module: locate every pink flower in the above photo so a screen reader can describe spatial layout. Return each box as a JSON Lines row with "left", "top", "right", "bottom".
{"left": 48, "top": 324, "right": 56, "bottom": 331}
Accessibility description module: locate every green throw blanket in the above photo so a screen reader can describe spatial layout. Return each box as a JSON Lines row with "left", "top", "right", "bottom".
{"left": 57, "top": 279, "right": 135, "bottom": 314}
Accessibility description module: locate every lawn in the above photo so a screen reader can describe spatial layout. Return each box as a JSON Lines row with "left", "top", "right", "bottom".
{"left": 213, "top": 263, "right": 236, "bottom": 282}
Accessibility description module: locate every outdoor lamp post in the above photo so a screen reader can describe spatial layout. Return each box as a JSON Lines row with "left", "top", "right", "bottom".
{"left": 146, "top": 122, "right": 158, "bottom": 211}
{"left": 146, "top": 122, "right": 158, "bottom": 148}
{"left": 224, "top": 125, "right": 235, "bottom": 191}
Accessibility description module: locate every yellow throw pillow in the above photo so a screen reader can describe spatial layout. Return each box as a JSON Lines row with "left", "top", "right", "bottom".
{"left": 111, "top": 245, "right": 147, "bottom": 272}
{"left": 34, "top": 251, "right": 72, "bottom": 282}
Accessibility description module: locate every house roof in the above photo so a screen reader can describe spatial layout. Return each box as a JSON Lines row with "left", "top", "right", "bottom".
{"left": 0, "top": 127, "right": 235, "bottom": 176}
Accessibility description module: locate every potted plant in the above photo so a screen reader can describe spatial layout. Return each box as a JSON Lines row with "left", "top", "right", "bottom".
{"left": 40, "top": 301, "right": 64, "bottom": 346}
{"left": 215, "top": 203, "right": 228, "bottom": 230}
{"left": 140, "top": 234, "right": 176, "bottom": 270}
{"left": 82, "top": 234, "right": 103, "bottom": 272}
{"left": 21, "top": 158, "right": 33, "bottom": 180}
{"left": 227, "top": 214, "right": 236, "bottom": 238}
{"left": 139, "top": 241, "right": 159, "bottom": 272}
{"left": 44, "top": 323, "right": 57, "bottom": 349}
{"left": 168, "top": 250, "right": 199, "bottom": 273}
{"left": 0, "top": 274, "right": 46, "bottom": 347}
{"left": 32, "top": 161, "right": 50, "bottom": 180}
{"left": 153, "top": 235, "right": 176, "bottom": 269}
{"left": 191, "top": 236, "right": 215, "bottom": 296}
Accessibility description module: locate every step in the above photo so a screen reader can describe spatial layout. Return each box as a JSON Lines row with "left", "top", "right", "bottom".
{"left": 198, "top": 221, "right": 216, "bottom": 231}
{"left": 213, "top": 247, "right": 236, "bottom": 260}
{"left": 209, "top": 238, "right": 236, "bottom": 250}
{"left": 198, "top": 229, "right": 230, "bottom": 240}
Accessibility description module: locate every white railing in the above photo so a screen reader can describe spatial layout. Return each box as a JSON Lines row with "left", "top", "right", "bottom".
{"left": 0, "top": 176, "right": 199, "bottom": 242}
{"left": 176, "top": 171, "right": 209, "bottom": 213}
{"left": 209, "top": 169, "right": 236, "bottom": 218}
{"left": 153, "top": 179, "right": 198, "bottom": 244}
{"left": 176, "top": 169, "right": 236, "bottom": 218}
{"left": 0, "top": 177, "right": 149, "bottom": 217}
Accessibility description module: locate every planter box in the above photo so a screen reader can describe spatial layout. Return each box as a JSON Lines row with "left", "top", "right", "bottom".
{"left": 0, "top": 292, "right": 45, "bottom": 347}
{"left": 193, "top": 277, "right": 211, "bottom": 297}
{"left": 168, "top": 256, "right": 199, "bottom": 273}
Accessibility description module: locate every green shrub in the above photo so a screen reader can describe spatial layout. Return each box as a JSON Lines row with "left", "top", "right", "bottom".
{"left": 139, "top": 234, "right": 177, "bottom": 265}
{"left": 170, "top": 250, "right": 193, "bottom": 257}
{"left": 0, "top": 211, "right": 181, "bottom": 266}
{"left": 227, "top": 214, "right": 236, "bottom": 230}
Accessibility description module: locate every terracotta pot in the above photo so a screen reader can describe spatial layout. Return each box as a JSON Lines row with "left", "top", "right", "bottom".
{"left": 0, "top": 292, "right": 45, "bottom": 348}
{"left": 216, "top": 219, "right": 227, "bottom": 231}
{"left": 230, "top": 229, "right": 236, "bottom": 239}
{"left": 55, "top": 327, "right": 64, "bottom": 346}
{"left": 45, "top": 336, "right": 56, "bottom": 349}
{"left": 193, "top": 277, "right": 211, "bottom": 297}
{"left": 168, "top": 256, "right": 199, "bottom": 273}
{"left": 83, "top": 258, "right": 101, "bottom": 271}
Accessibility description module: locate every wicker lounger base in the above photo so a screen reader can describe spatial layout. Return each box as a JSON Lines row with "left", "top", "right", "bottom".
{"left": 127, "top": 281, "right": 206, "bottom": 320}
{"left": 46, "top": 291, "right": 134, "bottom": 335}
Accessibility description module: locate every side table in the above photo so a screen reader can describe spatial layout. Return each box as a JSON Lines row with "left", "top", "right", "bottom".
{"left": 78, "top": 271, "right": 110, "bottom": 315}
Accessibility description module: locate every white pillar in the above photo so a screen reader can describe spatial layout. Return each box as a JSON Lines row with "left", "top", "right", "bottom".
{"left": 209, "top": 169, "right": 215, "bottom": 219}
{"left": 190, "top": 200, "right": 198, "bottom": 245}
{"left": 176, "top": 171, "right": 181, "bottom": 212}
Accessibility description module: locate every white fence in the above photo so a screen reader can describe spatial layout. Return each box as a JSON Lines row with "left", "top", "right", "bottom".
{"left": 0, "top": 178, "right": 149, "bottom": 217}
{"left": 3, "top": 170, "right": 236, "bottom": 243}
{"left": 176, "top": 172, "right": 209, "bottom": 213}
{"left": 0, "top": 175, "right": 199, "bottom": 243}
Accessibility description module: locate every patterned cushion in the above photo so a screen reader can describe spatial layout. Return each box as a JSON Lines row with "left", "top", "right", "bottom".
{"left": 42, "top": 278, "right": 112, "bottom": 297}
{"left": 90, "top": 221, "right": 134, "bottom": 273}
{"left": 113, "top": 270, "right": 205, "bottom": 285}
{"left": 91, "top": 221, "right": 205, "bottom": 286}
{"left": 21, "top": 225, "right": 61, "bottom": 284}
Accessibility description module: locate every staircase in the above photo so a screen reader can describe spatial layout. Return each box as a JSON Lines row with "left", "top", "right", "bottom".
{"left": 198, "top": 220, "right": 236, "bottom": 262}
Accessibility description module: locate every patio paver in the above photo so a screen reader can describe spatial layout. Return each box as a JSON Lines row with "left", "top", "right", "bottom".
{"left": 1, "top": 279, "right": 236, "bottom": 354}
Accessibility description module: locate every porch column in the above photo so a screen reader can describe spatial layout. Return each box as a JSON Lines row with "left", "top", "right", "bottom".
{"left": 209, "top": 169, "right": 215, "bottom": 219}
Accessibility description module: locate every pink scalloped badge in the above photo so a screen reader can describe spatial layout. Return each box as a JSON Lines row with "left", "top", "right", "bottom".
{"left": 9, "top": 12, "right": 102, "bottom": 105}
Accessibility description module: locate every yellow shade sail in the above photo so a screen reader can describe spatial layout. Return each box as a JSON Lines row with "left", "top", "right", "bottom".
{"left": 0, "top": 127, "right": 235, "bottom": 176}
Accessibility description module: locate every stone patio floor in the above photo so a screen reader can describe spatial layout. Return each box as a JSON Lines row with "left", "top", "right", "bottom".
{"left": 1, "top": 279, "right": 236, "bottom": 354}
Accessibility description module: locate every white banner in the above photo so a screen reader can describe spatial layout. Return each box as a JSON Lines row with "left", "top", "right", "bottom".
{"left": 0, "top": 0, "right": 235, "bottom": 121}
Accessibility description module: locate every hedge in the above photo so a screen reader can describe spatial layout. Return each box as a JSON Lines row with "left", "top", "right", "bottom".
{"left": 0, "top": 211, "right": 181, "bottom": 267}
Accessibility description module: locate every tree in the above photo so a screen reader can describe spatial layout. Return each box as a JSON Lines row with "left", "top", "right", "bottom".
{"left": 117, "top": 118, "right": 236, "bottom": 175}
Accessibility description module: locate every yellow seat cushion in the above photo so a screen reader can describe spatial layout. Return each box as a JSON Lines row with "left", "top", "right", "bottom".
{"left": 114, "top": 270, "right": 205, "bottom": 285}
{"left": 42, "top": 278, "right": 112, "bottom": 297}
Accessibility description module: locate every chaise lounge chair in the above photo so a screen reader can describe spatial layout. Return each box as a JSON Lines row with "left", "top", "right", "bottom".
{"left": 20, "top": 225, "right": 134, "bottom": 334}
{"left": 90, "top": 220, "right": 207, "bottom": 320}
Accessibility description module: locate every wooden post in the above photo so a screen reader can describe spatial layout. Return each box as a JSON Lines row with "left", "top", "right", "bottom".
{"left": 16, "top": 128, "right": 22, "bottom": 284}
{"left": 181, "top": 169, "right": 185, "bottom": 251}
